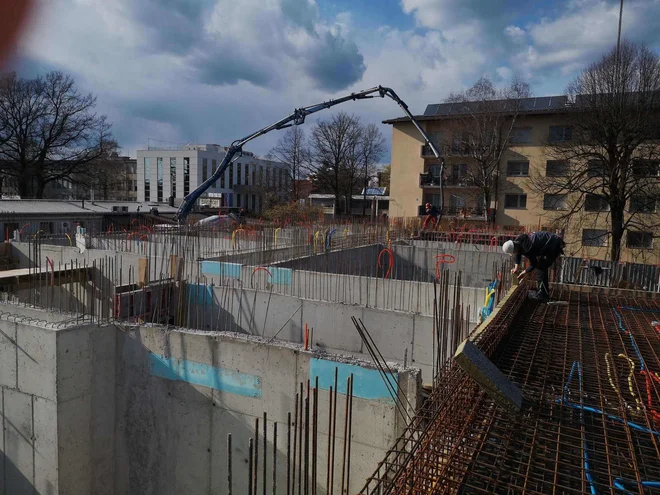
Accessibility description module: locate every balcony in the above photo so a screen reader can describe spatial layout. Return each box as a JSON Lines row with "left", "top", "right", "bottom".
{"left": 420, "top": 144, "right": 439, "bottom": 158}
{"left": 419, "top": 173, "right": 441, "bottom": 187}
{"left": 419, "top": 173, "right": 477, "bottom": 188}
{"left": 417, "top": 205, "right": 486, "bottom": 218}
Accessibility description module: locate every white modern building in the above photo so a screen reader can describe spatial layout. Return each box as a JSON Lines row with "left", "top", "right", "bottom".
{"left": 136, "top": 144, "right": 289, "bottom": 212}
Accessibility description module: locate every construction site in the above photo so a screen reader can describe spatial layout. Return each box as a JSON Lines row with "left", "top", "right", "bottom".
{"left": 0, "top": 215, "right": 659, "bottom": 495}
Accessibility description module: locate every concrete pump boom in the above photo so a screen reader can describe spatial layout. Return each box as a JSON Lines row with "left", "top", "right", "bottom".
{"left": 174, "top": 85, "right": 443, "bottom": 222}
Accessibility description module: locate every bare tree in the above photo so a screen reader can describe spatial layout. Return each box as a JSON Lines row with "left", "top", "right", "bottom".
{"left": 443, "top": 75, "right": 531, "bottom": 214}
{"left": 308, "top": 112, "right": 362, "bottom": 215}
{"left": 359, "top": 123, "right": 387, "bottom": 215}
{"left": 269, "top": 126, "right": 309, "bottom": 201}
{"left": 530, "top": 41, "right": 660, "bottom": 261}
{"left": 0, "top": 71, "right": 115, "bottom": 198}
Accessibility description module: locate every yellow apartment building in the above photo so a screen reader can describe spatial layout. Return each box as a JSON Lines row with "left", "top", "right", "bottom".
{"left": 384, "top": 96, "right": 660, "bottom": 263}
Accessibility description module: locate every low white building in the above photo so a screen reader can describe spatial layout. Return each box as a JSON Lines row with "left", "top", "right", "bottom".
{"left": 136, "top": 144, "right": 289, "bottom": 212}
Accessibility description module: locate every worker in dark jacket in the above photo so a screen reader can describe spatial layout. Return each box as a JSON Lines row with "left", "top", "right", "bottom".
{"left": 502, "top": 231, "right": 565, "bottom": 301}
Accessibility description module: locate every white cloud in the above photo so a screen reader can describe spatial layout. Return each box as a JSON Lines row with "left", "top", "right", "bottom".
{"left": 505, "top": 25, "right": 526, "bottom": 42}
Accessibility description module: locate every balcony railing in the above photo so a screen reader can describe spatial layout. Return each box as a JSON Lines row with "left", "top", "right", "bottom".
{"left": 419, "top": 173, "right": 441, "bottom": 187}
{"left": 419, "top": 174, "right": 477, "bottom": 188}
{"left": 420, "top": 144, "right": 438, "bottom": 158}
{"left": 418, "top": 205, "right": 486, "bottom": 218}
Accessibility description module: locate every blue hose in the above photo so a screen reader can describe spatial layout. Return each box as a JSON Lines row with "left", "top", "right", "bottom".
{"left": 612, "top": 308, "right": 646, "bottom": 371}
{"left": 613, "top": 478, "right": 660, "bottom": 493}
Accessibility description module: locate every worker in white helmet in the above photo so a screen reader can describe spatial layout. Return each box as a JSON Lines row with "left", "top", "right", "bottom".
{"left": 502, "top": 231, "right": 565, "bottom": 302}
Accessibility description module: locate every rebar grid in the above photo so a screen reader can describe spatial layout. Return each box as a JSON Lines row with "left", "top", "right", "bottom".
{"left": 361, "top": 286, "right": 660, "bottom": 494}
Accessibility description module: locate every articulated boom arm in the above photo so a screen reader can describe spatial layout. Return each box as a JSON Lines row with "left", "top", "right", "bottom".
{"left": 175, "top": 86, "right": 443, "bottom": 222}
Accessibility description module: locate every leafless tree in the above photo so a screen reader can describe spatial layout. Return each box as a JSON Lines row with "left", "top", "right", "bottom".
{"left": 358, "top": 123, "right": 387, "bottom": 215}
{"left": 308, "top": 112, "right": 362, "bottom": 215}
{"left": 0, "top": 71, "right": 115, "bottom": 198}
{"left": 529, "top": 41, "right": 660, "bottom": 261}
{"left": 269, "top": 126, "right": 309, "bottom": 201}
{"left": 443, "top": 75, "right": 531, "bottom": 214}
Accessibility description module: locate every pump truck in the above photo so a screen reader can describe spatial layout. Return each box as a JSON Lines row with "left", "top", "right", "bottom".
{"left": 174, "top": 86, "right": 444, "bottom": 223}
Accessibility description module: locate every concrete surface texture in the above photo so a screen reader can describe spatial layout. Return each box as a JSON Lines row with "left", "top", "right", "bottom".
{"left": 184, "top": 284, "right": 474, "bottom": 384}
{"left": 0, "top": 309, "right": 115, "bottom": 495}
{"left": 115, "top": 325, "right": 419, "bottom": 495}
{"left": 0, "top": 303, "right": 419, "bottom": 494}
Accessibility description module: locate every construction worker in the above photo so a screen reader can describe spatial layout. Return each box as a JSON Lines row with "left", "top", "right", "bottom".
{"left": 502, "top": 231, "right": 566, "bottom": 301}
{"left": 422, "top": 203, "right": 440, "bottom": 230}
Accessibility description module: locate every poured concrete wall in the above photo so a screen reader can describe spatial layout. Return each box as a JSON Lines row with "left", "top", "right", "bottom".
{"left": 0, "top": 312, "right": 115, "bottom": 495}
{"left": 115, "top": 326, "right": 419, "bottom": 495}
{"left": 181, "top": 284, "right": 472, "bottom": 384}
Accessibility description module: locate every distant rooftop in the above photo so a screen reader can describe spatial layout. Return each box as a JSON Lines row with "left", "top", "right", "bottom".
{"left": 383, "top": 95, "right": 572, "bottom": 124}
{"left": 0, "top": 200, "right": 179, "bottom": 216}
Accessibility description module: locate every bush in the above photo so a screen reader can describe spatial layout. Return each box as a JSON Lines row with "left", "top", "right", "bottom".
{"left": 262, "top": 202, "right": 324, "bottom": 224}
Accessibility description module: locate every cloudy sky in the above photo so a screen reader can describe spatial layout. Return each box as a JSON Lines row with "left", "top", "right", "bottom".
{"left": 8, "top": 0, "right": 660, "bottom": 161}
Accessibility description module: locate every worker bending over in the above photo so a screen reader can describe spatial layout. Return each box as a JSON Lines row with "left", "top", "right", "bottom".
{"left": 502, "top": 231, "right": 565, "bottom": 302}
{"left": 422, "top": 203, "right": 440, "bottom": 230}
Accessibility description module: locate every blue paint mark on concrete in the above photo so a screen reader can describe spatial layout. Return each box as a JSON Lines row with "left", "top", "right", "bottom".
{"left": 201, "top": 261, "right": 242, "bottom": 279}
{"left": 187, "top": 283, "right": 213, "bottom": 305}
{"left": 310, "top": 358, "right": 397, "bottom": 403}
{"left": 149, "top": 353, "right": 262, "bottom": 398}
{"left": 268, "top": 267, "right": 292, "bottom": 286}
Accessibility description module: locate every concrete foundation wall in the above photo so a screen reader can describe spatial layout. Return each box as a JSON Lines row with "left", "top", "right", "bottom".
{"left": 0, "top": 312, "right": 115, "bottom": 495}
{"left": 114, "top": 326, "right": 419, "bottom": 495}
{"left": 184, "top": 285, "right": 472, "bottom": 384}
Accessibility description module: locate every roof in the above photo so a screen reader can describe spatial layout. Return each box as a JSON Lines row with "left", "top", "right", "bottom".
{"left": 0, "top": 200, "right": 179, "bottom": 216}
{"left": 383, "top": 95, "right": 573, "bottom": 124}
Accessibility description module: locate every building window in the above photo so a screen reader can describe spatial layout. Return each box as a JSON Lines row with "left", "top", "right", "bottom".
{"left": 212, "top": 159, "right": 217, "bottom": 188}
{"left": 549, "top": 126, "right": 573, "bottom": 143}
{"left": 279, "top": 168, "right": 283, "bottom": 190}
{"left": 252, "top": 194, "right": 256, "bottom": 211}
{"left": 202, "top": 158, "right": 208, "bottom": 183}
{"left": 227, "top": 193, "right": 232, "bottom": 207}
{"left": 630, "top": 195, "right": 656, "bottom": 214}
{"left": 266, "top": 167, "right": 270, "bottom": 188}
{"left": 144, "top": 157, "right": 151, "bottom": 201}
{"left": 39, "top": 222, "right": 53, "bottom": 234}
{"left": 229, "top": 164, "right": 234, "bottom": 188}
{"left": 183, "top": 157, "right": 190, "bottom": 196}
{"left": 587, "top": 160, "right": 604, "bottom": 178}
{"left": 504, "top": 194, "right": 527, "bottom": 209}
{"left": 632, "top": 160, "right": 660, "bottom": 178}
{"left": 237, "top": 193, "right": 241, "bottom": 208}
{"left": 627, "top": 231, "right": 653, "bottom": 249}
{"left": 259, "top": 166, "right": 264, "bottom": 186}
{"left": 582, "top": 229, "right": 608, "bottom": 247}
{"left": 157, "top": 157, "right": 163, "bottom": 202}
{"left": 585, "top": 194, "right": 609, "bottom": 212}
{"left": 546, "top": 160, "right": 569, "bottom": 177}
{"left": 237, "top": 163, "right": 242, "bottom": 185}
{"left": 170, "top": 158, "right": 176, "bottom": 198}
{"left": 543, "top": 194, "right": 568, "bottom": 210}
{"left": 510, "top": 127, "right": 532, "bottom": 144}
{"left": 221, "top": 165, "right": 226, "bottom": 188}
{"left": 252, "top": 169, "right": 256, "bottom": 186}
{"left": 245, "top": 164, "right": 249, "bottom": 185}
{"left": 506, "top": 161, "right": 529, "bottom": 177}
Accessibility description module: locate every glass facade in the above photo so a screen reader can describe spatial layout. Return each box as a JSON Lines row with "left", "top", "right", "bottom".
{"left": 144, "top": 157, "right": 151, "bottom": 201}
{"left": 229, "top": 164, "right": 234, "bottom": 188}
{"left": 237, "top": 163, "right": 241, "bottom": 185}
{"left": 202, "top": 158, "right": 208, "bottom": 183}
{"left": 212, "top": 159, "right": 217, "bottom": 188}
{"left": 183, "top": 157, "right": 190, "bottom": 196}
{"left": 157, "top": 157, "right": 163, "bottom": 202}
{"left": 170, "top": 157, "right": 176, "bottom": 198}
